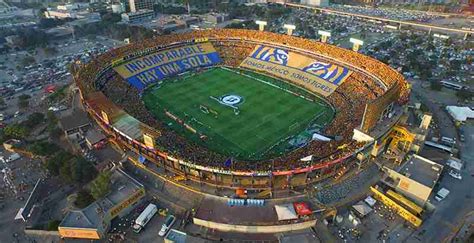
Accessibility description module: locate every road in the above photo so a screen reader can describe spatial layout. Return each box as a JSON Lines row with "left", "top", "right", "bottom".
{"left": 407, "top": 121, "right": 474, "bottom": 242}
{"left": 284, "top": 2, "right": 474, "bottom": 35}
{"left": 410, "top": 79, "right": 458, "bottom": 138}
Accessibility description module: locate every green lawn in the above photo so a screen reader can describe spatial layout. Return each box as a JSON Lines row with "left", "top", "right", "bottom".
{"left": 142, "top": 67, "right": 334, "bottom": 160}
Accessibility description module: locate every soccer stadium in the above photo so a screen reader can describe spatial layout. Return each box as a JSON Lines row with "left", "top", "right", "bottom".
{"left": 73, "top": 29, "right": 410, "bottom": 191}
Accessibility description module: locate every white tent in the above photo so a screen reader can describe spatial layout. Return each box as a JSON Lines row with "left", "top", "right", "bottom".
{"left": 364, "top": 196, "right": 376, "bottom": 207}
{"left": 300, "top": 155, "right": 313, "bottom": 162}
{"left": 274, "top": 204, "right": 298, "bottom": 221}
{"left": 312, "top": 133, "right": 332, "bottom": 141}
{"left": 351, "top": 201, "right": 373, "bottom": 218}
{"left": 446, "top": 106, "right": 474, "bottom": 122}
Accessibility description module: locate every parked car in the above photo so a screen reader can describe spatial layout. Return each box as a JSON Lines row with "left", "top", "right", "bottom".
{"left": 448, "top": 170, "right": 462, "bottom": 180}
{"left": 435, "top": 188, "right": 450, "bottom": 201}
{"left": 158, "top": 214, "right": 176, "bottom": 237}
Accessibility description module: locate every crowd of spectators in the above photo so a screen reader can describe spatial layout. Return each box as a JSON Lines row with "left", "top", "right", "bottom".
{"left": 73, "top": 29, "right": 409, "bottom": 172}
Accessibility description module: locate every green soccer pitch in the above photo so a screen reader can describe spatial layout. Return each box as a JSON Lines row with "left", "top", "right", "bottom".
{"left": 142, "top": 67, "right": 334, "bottom": 160}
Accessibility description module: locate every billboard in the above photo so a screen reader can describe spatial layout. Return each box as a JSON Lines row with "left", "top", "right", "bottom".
{"left": 143, "top": 133, "right": 155, "bottom": 149}
{"left": 113, "top": 42, "right": 222, "bottom": 90}
{"left": 109, "top": 188, "right": 145, "bottom": 218}
{"left": 58, "top": 228, "right": 101, "bottom": 240}
{"left": 240, "top": 45, "right": 352, "bottom": 96}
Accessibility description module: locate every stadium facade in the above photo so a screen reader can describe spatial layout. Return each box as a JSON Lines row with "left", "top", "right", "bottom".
{"left": 74, "top": 29, "right": 409, "bottom": 192}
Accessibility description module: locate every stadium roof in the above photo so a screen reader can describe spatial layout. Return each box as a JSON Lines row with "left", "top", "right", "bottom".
{"left": 60, "top": 167, "right": 144, "bottom": 230}
{"left": 85, "top": 92, "right": 159, "bottom": 141}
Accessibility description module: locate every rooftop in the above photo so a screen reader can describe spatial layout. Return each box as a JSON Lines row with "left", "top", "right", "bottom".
{"left": 85, "top": 129, "right": 106, "bottom": 145}
{"left": 59, "top": 110, "right": 90, "bottom": 132}
{"left": 400, "top": 154, "right": 443, "bottom": 188}
{"left": 60, "top": 167, "right": 144, "bottom": 229}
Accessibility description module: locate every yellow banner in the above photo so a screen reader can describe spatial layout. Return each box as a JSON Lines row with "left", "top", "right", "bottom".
{"left": 58, "top": 228, "right": 101, "bottom": 239}
{"left": 109, "top": 188, "right": 145, "bottom": 218}
{"left": 370, "top": 186, "right": 422, "bottom": 227}
{"left": 114, "top": 42, "right": 219, "bottom": 79}
{"left": 143, "top": 133, "right": 155, "bottom": 149}
{"left": 240, "top": 45, "right": 352, "bottom": 97}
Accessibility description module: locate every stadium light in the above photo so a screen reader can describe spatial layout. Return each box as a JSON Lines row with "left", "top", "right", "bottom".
{"left": 349, "top": 38, "right": 364, "bottom": 52}
{"left": 433, "top": 33, "right": 449, "bottom": 40}
{"left": 318, "top": 30, "right": 331, "bottom": 43}
{"left": 255, "top": 20, "right": 267, "bottom": 31}
{"left": 283, "top": 24, "right": 296, "bottom": 36}
{"left": 384, "top": 25, "right": 398, "bottom": 30}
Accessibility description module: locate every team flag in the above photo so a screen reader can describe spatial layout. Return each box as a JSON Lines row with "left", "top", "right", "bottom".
{"left": 224, "top": 157, "right": 233, "bottom": 167}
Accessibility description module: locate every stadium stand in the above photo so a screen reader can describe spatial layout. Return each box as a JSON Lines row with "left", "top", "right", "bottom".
{"left": 73, "top": 29, "right": 409, "bottom": 174}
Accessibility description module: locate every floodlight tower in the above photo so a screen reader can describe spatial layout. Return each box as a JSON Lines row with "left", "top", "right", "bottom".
{"left": 283, "top": 24, "right": 296, "bottom": 36}
{"left": 318, "top": 30, "right": 331, "bottom": 43}
{"left": 384, "top": 25, "right": 398, "bottom": 31}
{"left": 349, "top": 38, "right": 364, "bottom": 52}
{"left": 255, "top": 20, "right": 267, "bottom": 31}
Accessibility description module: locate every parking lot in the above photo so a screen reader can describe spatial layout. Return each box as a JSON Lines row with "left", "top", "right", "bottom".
{"left": 107, "top": 196, "right": 182, "bottom": 243}
{"left": 0, "top": 36, "right": 124, "bottom": 127}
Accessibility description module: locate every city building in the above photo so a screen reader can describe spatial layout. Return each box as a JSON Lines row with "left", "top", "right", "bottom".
{"left": 160, "top": 20, "right": 187, "bottom": 32}
{"left": 205, "top": 13, "right": 228, "bottom": 24}
{"left": 57, "top": 3, "right": 90, "bottom": 11}
{"left": 129, "top": 0, "right": 154, "bottom": 13}
{"left": 44, "top": 10, "right": 77, "bottom": 19}
{"left": 58, "top": 167, "right": 145, "bottom": 240}
{"left": 301, "top": 0, "right": 329, "bottom": 7}
{"left": 382, "top": 154, "right": 443, "bottom": 206}
{"left": 58, "top": 111, "right": 91, "bottom": 138}
{"left": 121, "top": 9, "right": 154, "bottom": 22}
{"left": 112, "top": 3, "right": 125, "bottom": 14}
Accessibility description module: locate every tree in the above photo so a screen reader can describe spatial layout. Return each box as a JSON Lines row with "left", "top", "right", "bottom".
{"left": 43, "top": 47, "right": 57, "bottom": 56}
{"left": 23, "top": 112, "right": 45, "bottom": 128}
{"left": 101, "top": 13, "right": 122, "bottom": 23}
{"left": 18, "top": 94, "right": 31, "bottom": 100}
{"left": 59, "top": 161, "right": 73, "bottom": 183}
{"left": 18, "top": 99, "right": 29, "bottom": 109}
{"left": 75, "top": 189, "right": 94, "bottom": 208}
{"left": 18, "top": 94, "right": 31, "bottom": 109}
{"left": 28, "top": 141, "right": 59, "bottom": 156}
{"left": 90, "top": 171, "right": 111, "bottom": 200}
{"left": 45, "top": 151, "right": 74, "bottom": 176}
{"left": 72, "top": 158, "right": 97, "bottom": 183}
{"left": 456, "top": 89, "right": 473, "bottom": 101}
{"left": 4, "top": 124, "right": 29, "bottom": 139}
{"left": 21, "top": 56, "right": 36, "bottom": 66}
{"left": 46, "top": 220, "right": 61, "bottom": 231}
{"left": 430, "top": 81, "right": 442, "bottom": 91}
{"left": 0, "top": 97, "right": 5, "bottom": 107}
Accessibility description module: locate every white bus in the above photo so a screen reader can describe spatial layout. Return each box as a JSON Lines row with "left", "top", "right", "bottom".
{"left": 440, "top": 81, "right": 463, "bottom": 91}
{"left": 132, "top": 203, "right": 158, "bottom": 233}
{"left": 440, "top": 136, "right": 456, "bottom": 146}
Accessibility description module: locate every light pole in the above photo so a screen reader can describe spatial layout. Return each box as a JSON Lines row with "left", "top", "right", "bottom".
{"left": 283, "top": 24, "right": 296, "bottom": 36}
{"left": 318, "top": 30, "right": 331, "bottom": 43}
{"left": 349, "top": 38, "right": 364, "bottom": 52}
{"left": 255, "top": 20, "right": 267, "bottom": 31}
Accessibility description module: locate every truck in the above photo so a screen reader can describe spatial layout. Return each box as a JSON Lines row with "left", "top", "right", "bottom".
{"left": 132, "top": 203, "right": 158, "bottom": 233}
{"left": 435, "top": 188, "right": 450, "bottom": 202}
{"left": 7, "top": 153, "right": 21, "bottom": 163}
